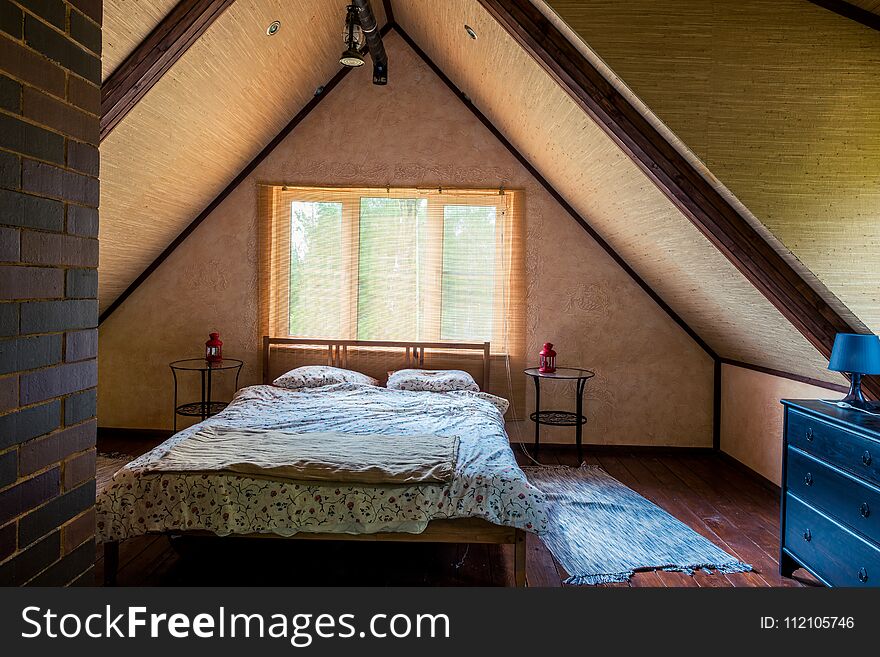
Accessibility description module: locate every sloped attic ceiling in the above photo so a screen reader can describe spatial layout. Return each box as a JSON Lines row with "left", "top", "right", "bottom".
{"left": 544, "top": 0, "right": 880, "bottom": 336}
{"left": 98, "top": 0, "right": 856, "bottom": 387}
{"left": 392, "top": 0, "right": 845, "bottom": 385}
{"left": 98, "top": 0, "right": 387, "bottom": 310}
{"left": 102, "top": 0, "right": 180, "bottom": 80}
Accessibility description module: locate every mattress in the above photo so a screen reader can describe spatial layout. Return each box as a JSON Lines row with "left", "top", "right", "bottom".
{"left": 96, "top": 383, "right": 549, "bottom": 542}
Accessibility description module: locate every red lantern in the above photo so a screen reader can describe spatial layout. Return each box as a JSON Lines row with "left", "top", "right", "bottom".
{"left": 539, "top": 342, "right": 556, "bottom": 373}
{"left": 205, "top": 332, "right": 223, "bottom": 363}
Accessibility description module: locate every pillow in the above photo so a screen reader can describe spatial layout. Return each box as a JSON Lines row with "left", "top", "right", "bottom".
{"left": 386, "top": 369, "right": 480, "bottom": 393}
{"left": 446, "top": 390, "right": 510, "bottom": 415}
{"left": 273, "top": 365, "right": 378, "bottom": 390}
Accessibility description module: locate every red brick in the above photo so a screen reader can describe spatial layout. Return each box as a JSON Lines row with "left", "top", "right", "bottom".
{"left": 61, "top": 507, "right": 93, "bottom": 554}
{"left": 19, "top": 359, "right": 97, "bottom": 404}
{"left": 0, "top": 227, "right": 19, "bottom": 263}
{"left": 0, "top": 35, "right": 65, "bottom": 99}
{"left": 0, "top": 265, "right": 63, "bottom": 299}
{"left": 65, "top": 329, "right": 97, "bottom": 361}
{"left": 22, "top": 87, "right": 99, "bottom": 145}
{"left": 20, "top": 231, "right": 98, "bottom": 266}
{"left": 18, "top": 420, "right": 96, "bottom": 475}
{"left": 0, "top": 467, "right": 59, "bottom": 526}
{"left": 67, "top": 74, "right": 99, "bottom": 115}
{"left": 0, "top": 375, "right": 17, "bottom": 412}
{"left": 0, "top": 521, "right": 16, "bottom": 561}
{"left": 67, "top": 0, "right": 101, "bottom": 26}
{"left": 62, "top": 449, "right": 94, "bottom": 490}
{"left": 66, "top": 204, "right": 97, "bottom": 237}
{"left": 67, "top": 140, "right": 99, "bottom": 177}
{"left": 22, "top": 158, "right": 98, "bottom": 206}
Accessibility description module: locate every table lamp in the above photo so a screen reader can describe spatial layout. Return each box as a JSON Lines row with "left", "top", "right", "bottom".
{"left": 828, "top": 333, "right": 880, "bottom": 410}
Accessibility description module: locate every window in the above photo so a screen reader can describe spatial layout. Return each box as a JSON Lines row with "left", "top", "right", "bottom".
{"left": 260, "top": 186, "right": 524, "bottom": 356}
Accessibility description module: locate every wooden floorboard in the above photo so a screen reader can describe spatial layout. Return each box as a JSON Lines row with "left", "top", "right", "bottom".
{"left": 95, "top": 436, "right": 819, "bottom": 587}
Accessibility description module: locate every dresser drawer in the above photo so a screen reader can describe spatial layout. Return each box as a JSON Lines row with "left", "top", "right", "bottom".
{"left": 784, "top": 493, "right": 880, "bottom": 587}
{"left": 787, "top": 409, "right": 880, "bottom": 487}
{"left": 787, "top": 446, "right": 880, "bottom": 544}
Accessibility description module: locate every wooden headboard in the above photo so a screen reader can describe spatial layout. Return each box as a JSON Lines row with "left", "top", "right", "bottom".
{"left": 262, "top": 337, "right": 491, "bottom": 389}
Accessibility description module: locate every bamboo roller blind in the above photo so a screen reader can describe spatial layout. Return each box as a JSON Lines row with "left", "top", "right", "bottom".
{"left": 259, "top": 185, "right": 526, "bottom": 408}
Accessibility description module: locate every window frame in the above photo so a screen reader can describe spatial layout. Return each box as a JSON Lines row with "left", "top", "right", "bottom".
{"left": 263, "top": 185, "right": 522, "bottom": 354}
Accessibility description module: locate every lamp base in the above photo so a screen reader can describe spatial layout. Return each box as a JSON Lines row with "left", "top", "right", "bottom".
{"left": 839, "top": 373, "right": 878, "bottom": 411}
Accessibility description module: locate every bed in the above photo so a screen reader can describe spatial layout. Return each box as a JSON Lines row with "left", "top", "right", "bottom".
{"left": 97, "top": 338, "right": 549, "bottom": 586}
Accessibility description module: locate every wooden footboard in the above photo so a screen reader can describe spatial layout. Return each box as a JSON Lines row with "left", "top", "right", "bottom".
{"left": 103, "top": 519, "right": 527, "bottom": 587}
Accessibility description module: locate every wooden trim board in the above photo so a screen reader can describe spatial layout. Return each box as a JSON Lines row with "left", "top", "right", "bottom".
{"left": 720, "top": 359, "right": 850, "bottom": 394}
{"left": 97, "top": 427, "right": 175, "bottom": 441}
{"left": 808, "top": 0, "right": 880, "bottom": 31}
{"left": 382, "top": 0, "right": 395, "bottom": 25}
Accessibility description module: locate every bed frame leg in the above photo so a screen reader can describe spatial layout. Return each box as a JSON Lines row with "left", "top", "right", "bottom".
{"left": 104, "top": 541, "right": 119, "bottom": 586}
{"left": 513, "top": 530, "right": 527, "bottom": 587}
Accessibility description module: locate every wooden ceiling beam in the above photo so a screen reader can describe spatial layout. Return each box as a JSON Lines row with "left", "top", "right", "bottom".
{"left": 475, "top": 0, "right": 878, "bottom": 399}
{"left": 100, "top": 0, "right": 236, "bottom": 142}
{"left": 382, "top": 0, "right": 396, "bottom": 25}
{"left": 808, "top": 0, "right": 880, "bottom": 32}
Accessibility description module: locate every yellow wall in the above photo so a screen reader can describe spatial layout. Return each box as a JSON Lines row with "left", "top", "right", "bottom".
{"left": 98, "top": 33, "right": 714, "bottom": 446}
{"left": 547, "top": 0, "right": 880, "bottom": 333}
{"left": 720, "top": 364, "right": 835, "bottom": 484}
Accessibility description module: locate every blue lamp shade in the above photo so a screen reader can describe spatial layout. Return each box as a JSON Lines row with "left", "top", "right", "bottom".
{"left": 828, "top": 333, "right": 880, "bottom": 375}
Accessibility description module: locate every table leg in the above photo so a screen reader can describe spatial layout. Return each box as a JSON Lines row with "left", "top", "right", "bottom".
{"left": 576, "top": 377, "right": 587, "bottom": 463}
{"left": 533, "top": 376, "right": 541, "bottom": 452}
{"left": 200, "top": 369, "right": 207, "bottom": 421}
{"left": 171, "top": 367, "right": 179, "bottom": 432}
{"left": 206, "top": 367, "right": 213, "bottom": 417}
{"left": 104, "top": 541, "right": 119, "bottom": 586}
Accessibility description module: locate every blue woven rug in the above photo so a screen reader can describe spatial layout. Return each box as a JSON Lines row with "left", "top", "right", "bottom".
{"left": 524, "top": 465, "right": 752, "bottom": 585}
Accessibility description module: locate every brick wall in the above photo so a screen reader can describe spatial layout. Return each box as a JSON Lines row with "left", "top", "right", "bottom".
{"left": 0, "top": 0, "right": 100, "bottom": 586}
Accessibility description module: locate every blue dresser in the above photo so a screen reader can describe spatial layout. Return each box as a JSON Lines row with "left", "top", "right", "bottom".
{"left": 780, "top": 399, "right": 880, "bottom": 587}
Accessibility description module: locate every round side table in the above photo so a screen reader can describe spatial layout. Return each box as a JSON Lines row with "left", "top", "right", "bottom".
{"left": 170, "top": 358, "right": 243, "bottom": 431}
{"left": 524, "top": 367, "right": 595, "bottom": 461}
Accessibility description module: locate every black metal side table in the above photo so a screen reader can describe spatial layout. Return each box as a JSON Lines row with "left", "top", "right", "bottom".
{"left": 525, "top": 367, "right": 595, "bottom": 461}
{"left": 170, "top": 358, "right": 243, "bottom": 431}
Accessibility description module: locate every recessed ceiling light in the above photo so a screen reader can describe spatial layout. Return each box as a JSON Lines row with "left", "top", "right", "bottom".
{"left": 266, "top": 20, "right": 281, "bottom": 36}
{"left": 464, "top": 24, "right": 477, "bottom": 39}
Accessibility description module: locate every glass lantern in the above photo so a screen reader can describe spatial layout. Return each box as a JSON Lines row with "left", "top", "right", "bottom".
{"left": 538, "top": 342, "right": 557, "bottom": 373}
{"left": 205, "top": 332, "right": 223, "bottom": 364}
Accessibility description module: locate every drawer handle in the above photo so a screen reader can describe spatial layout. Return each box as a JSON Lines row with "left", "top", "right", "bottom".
{"left": 803, "top": 529, "right": 812, "bottom": 542}
{"left": 803, "top": 472, "right": 813, "bottom": 486}
{"left": 858, "top": 567, "right": 869, "bottom": 584}
{"left": 860, "top": 502, "right": 870, "bottom": 518}
{"left": 805, "top": 427, "right": 814, "bottom": 442}
{"left": 863, "top": 451, "right": 873, "bottom": 467}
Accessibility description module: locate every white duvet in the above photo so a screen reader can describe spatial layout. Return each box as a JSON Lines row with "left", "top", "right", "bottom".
{"left": 96, "top": 383, "right": 549, "bottom": 541}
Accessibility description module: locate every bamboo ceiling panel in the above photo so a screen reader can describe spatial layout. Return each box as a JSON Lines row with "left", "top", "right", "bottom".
{"left": 546, "top": 0, "right": 880, "bottom": 335}
{"left": 102, "top": 0, "right": 181, "bottom": 80}
{"left": 393, "top": 0, "right": 843, "bottom": 384}
{"left": 99, "top": 0, "right": 386, "bottom": 310}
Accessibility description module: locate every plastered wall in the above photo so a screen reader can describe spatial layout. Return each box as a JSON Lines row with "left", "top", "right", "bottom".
{"left": 720, "top": 364, "right": 836, "bottom": 485}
